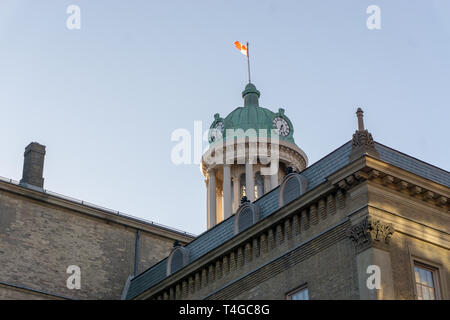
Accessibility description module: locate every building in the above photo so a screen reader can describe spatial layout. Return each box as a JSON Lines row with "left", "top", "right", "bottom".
{"left": 0, "top": 83, "right": 449, "bottom": 300}
{"left": 123, "top": 83, "right": 449, "bottom": 300}
{"left": 0, "top": 143, "right": 195, "bottom": 299}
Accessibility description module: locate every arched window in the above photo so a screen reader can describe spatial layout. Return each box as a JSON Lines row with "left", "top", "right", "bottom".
{"left": 255, "top": 171, "right": 264, "bottom": 199}
{"left": 167, "top": 246, "right": 189, "bottom": 276}
{"left": 239, "top": 173, "right": 246, "bottom": 199}
{"left": 279, "top": 172, "right": 308, "bottom": 207}
{"left": 234, "top": 203, "right": 260, "bottom": 234}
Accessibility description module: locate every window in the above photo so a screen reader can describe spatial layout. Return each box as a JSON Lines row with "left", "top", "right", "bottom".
{"left": 234, "top": 203, "right": 260, "bottom": 235}
{"left": 167, "top": 246, "right": 189, "bottom": 276}
{"left": 255, "top": 171, "right": 264, "bottom": 199}
{"left": 239, "top": 173, "right": 246, "bottom": 199}
{"left": 170, "top": 249, "right": 184, "bottom": 274}
{"left": 279, "top": 173, "right": 308, "bottom": 207}
{"left": 237, "top": 206, "right": 253, "bottom": 233}
{"left": 288, "top": 287, "right": 309, "bottom": 300}
{"left": 414, "top": 263, "right": 439, "bottom": 300}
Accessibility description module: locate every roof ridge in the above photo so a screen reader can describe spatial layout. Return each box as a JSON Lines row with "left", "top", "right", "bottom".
{"left": 374, "top": 141, "right": 450, "bottom": 175}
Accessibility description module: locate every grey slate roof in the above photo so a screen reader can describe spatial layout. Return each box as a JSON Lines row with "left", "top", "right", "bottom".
{"left": 125, "top": 140, "right": 449, "bottom": 299}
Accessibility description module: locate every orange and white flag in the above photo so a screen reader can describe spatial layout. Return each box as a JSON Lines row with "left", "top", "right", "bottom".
{"left": 234, "top": 41, "right": 248, "bottom": 57}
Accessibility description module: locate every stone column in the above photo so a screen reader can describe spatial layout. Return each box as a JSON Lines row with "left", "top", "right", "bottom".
{"left": 245, "top": 163, "right": 255, "bottom": 201}
{"left": 223, "top": 165, "right": 232, "bottom": 219}
{"left": 348, "top": 217, "right": 395, "bottom": 300}
{"left": 264, "top": 174, "right": 271, "bottom": 193}
{"left": 232, "top": 176, "right": 240, "bottom": 213}
{"left": 205, "top": 178, "right": 210, "bottom": 228}
{"left": 270, "top": 170, "right": 278, "bottom": 190}
{"left": 208, "top": 169, "right": 217, "bottom": 229}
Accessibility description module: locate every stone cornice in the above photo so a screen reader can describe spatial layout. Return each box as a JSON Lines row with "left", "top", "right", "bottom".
{"left": 364, "top": 156, "right": 449, "bottom": 210}
{"left": 327, "top": 156, "right": 449, "bottom": 211}
{"left": 367, "top": 156, "right": 448, "bottom": 191}
{"left": 368, "top": 205, "right": 450, "bottom": 250}
{"left": 133, "top": 154, "right": 449, "bottom": 300}
{"left": 200, "top": 139, "right": 308, "bottom": 176}
{"left": 133, "top": 180, "right": 338, "bottom": 299}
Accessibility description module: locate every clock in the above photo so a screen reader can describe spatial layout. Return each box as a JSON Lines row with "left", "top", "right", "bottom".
{"left": 273, "top": 117, "right": 290, "bottom": 136}
{"left": 209, "top": 121, "right": 224, "bottom": 142}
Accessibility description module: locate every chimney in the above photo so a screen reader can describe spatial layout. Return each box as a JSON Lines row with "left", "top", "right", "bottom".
{"left": 20, "top": 142, "right": 46, "bottom": 189}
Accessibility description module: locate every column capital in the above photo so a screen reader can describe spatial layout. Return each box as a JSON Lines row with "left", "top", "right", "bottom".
{"left": 347, "top": 216, "right": 395, "bottom": 253}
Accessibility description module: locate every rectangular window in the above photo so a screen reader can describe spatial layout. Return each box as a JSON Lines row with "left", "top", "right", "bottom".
{"left": 414, "top": 263, "right": 439, "bottom": 300}
{"left": 288, "top": 287, "right": 309, "bottom": 300}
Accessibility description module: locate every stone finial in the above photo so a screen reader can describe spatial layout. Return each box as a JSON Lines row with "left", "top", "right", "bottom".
{"left": 356, "top": 108, "right": 364, "bottom": 131}
{"left": 173, "top": 240, "right": 180, "bottom": 248}
{"left": 349, "top": 108, "right": 380, "bottom": 162}
{"left": 240, "top": 196, "right": 250, "bottom": 204}
{"left": 242, "top": 83, "right": 260, "bottom": 107}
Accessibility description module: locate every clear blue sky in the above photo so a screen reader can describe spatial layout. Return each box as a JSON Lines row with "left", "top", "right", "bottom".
{"left": 1, "top": 1, "right": 449, "bottom": 235}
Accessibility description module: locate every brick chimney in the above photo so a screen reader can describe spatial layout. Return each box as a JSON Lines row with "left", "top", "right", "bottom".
{"left": 20, "top": 142, "right": 46, "bottom": 189}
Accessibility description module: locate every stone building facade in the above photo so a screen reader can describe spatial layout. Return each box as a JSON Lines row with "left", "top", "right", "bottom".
{"left": 0, "top": 142, "right": 194, "bottom": 299}
{"left": 124, "top": 84, "right": 449, "bottom": 300}
{"left": 1, "top": 83, "right": 449, "bottom": 300}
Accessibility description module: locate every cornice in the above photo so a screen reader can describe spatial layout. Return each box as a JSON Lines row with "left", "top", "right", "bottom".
{"left": 200, "top": 139, "right": 308, "bottom": 176}
{"left": 368, "top": 205, "right": 450, "bottom": 250}
{"left": 0, "top": 180, "right": 195, "bottom": 243}
{"left": 135, "top": 181, "right": 337, "bottom": 300}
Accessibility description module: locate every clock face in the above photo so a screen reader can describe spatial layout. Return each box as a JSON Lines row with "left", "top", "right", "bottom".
{"left": 273, "top": 117, "right": 290, "bottom": 136}
{"left": 209, "top": 121, "right": 224, "bottom": 142}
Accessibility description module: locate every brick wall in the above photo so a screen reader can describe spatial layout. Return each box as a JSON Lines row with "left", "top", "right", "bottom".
{"left": 0, "top": 186, "right": 189, "bottom": 299}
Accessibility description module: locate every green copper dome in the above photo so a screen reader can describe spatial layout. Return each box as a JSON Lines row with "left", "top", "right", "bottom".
{"left": 208, "top": 83, "right": 295, "bottom": 145}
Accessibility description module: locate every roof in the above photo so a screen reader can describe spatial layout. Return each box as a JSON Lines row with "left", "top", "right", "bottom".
{"left": 125, "top": 141, "right": 450, "bottom": 299}
{"left": 0, "top": 175, "right": 196, "bottom": 239}
{"left": 209, "top": 83, "right": 296, "bottom": 145}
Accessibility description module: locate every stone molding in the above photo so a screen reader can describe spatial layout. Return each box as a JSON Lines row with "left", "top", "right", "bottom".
{"left": 201, "top": 139, "right": 307, "bottom": 175}
{"left": 347, "top": 217, "right": 394, "bottom": 252}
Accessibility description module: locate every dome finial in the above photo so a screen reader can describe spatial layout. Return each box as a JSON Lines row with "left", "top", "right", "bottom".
{"left": 242, "top": 83, "right": 260, "bottom": 107}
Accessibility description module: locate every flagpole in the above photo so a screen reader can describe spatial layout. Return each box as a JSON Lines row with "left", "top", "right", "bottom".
{"left": 247, "top": 41, "right": 251, "bottom": 83}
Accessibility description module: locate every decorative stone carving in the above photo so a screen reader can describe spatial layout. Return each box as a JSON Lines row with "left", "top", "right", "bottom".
{"left": 347, "top": 217, "right": 394, "bottom": 251}
{"left": 349, "top": 108, "right": 380, "bottom": 162}
{"left": 352, "top": 129, "right": 374, "bottom": 148}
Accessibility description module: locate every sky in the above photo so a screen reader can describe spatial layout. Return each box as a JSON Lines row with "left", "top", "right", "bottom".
{"left": 0, "top": 0, "right": 449, "bottom": 235}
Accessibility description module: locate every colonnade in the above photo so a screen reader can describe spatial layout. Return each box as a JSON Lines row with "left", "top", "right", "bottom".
{"left": 206, "top": 164, "right": 280, "bottom": 229}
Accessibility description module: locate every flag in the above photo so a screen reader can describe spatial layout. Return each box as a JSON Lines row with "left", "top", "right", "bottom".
{"left": 234, "top": 41, "right": 248, "bottom": 57}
